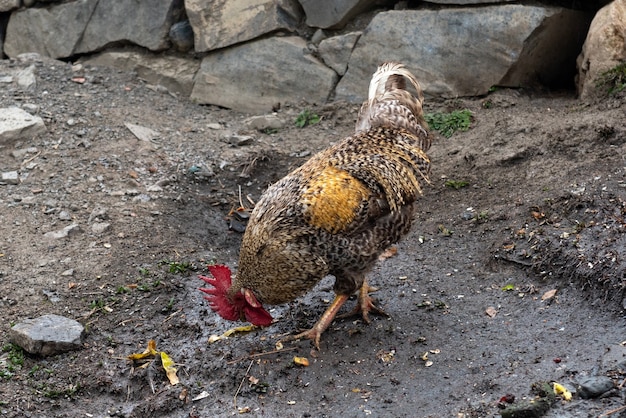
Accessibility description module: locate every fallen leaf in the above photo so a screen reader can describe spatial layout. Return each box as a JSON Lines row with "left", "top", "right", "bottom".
{"left": 208, "top": 325, "right": 258, "bottom": 344}
{"left": 127, "top": 340, "right": 158, "bottom": 360}
{"left": 502, "top": 284, "right": 515, "bottom": 291}
{"left": 161, "top": 351, "right": 179, "bottom": 385}
{"left": 553, "top": 382, "right": 572, "bottom": 401}
{"left": 485, "top": 306, "right": 498, "bottom": 318}
{"left": 541, "top": 289, "right": 557, "bottom": 301}
{"left": 192, "top": 391, "right": 210, "bottom": 401}
{"left": 376, "top": 349, "right": 395, "bottom": 363}
{"left": 248, "top": 376, "right": 259, "bottom": 385}
{"left": 238, "top": 406, "right": 251, "bottom": 413}
{"left": 293, "top": 356, "right": 309, "bottom": 367}
{"left": 531, "top": 210, "right": 545, "bottom": 220}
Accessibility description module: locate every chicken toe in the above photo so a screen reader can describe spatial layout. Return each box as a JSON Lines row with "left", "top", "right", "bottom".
{"left": 338, "top": 279, "right": 390, "bottom": 323}
{"left": 281, "top": 294, "right": 349, "bottom": 350}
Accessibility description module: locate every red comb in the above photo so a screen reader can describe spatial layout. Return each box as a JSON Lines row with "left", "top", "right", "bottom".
{"left": 199, "top": 264, "right": 238, "bottom": 321}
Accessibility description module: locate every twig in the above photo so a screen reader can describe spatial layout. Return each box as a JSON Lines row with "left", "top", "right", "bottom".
{"left": 238, "top": 185, "right": 245, "bottom": 209}
{"left": 599, "top": 404, "right": 626, "bottom": 417}
{"left": 226, "top": 346, "right": 298, "bottom": 365}
{"left": 162, "top": 308, "right": 183, "bottom": 324}
{"left": 20, "top": 150, "right": 42, "bottom": 168}
{"left": 233, "top": 360, "right": 254, "bottom": 409}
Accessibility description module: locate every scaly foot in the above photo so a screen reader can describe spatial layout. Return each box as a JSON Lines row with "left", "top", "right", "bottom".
{"left": 337, "top": 279, "right": 390, "bottom": 324}
{"left": 280, "top": 294, "right": 349, "bottom": 350}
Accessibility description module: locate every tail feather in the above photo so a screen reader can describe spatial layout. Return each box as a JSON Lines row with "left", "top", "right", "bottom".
{"left": 356, "top": 62, "right": 430, "bottom": 152}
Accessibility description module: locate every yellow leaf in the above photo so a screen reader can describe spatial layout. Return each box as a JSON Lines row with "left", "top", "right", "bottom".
{"left": 553, "top": 382, "right": 572, "bottom": 401}
{"left": 127, "top": 339, "right": 158, "bottom": 360}
{"left": 293, "top": 356, "right": 309, "bottom": 367}
{"left": 208, "top": 325, "right": 258, "bottom": 344}
{"left": 223, "top": 325, "right": 257, "bottom": 337}
{"left": 160, "top": 351, "right": 179, "bottom": 385}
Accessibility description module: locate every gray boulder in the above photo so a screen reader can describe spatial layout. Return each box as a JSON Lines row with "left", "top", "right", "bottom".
{"left": 577, "top": 0, "right": 626, "bottom": 99}
{"left": 336, "top": 5, "right": 589, "bottom": 101}
{"left": 4, "top": 0, "right": 181, "bottom": 59}
{"left": 0, "top": 107, "right": 46, "bottom": 143}
{"left": 191, "top": 36, "right": 338, "bottom": 113}
{"left": 186, "top": 0, "right": 301, "bottom": 52}
{"left": 318, "top": 32, "right": 362, "bottom": 76}
{"left": 9, "top": 314, "right": 85, "bottom": 356}
{"left": 298, "top": 0, "right": 378, "bottom": 29}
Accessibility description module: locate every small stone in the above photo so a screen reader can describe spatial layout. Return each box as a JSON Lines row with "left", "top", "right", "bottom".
{"left": 61, "top": 269, "right": 74, "bottom": 276}
{"left": 146, "top": 184, "right": 163, "bottom": 192}
{"left": 577, "top": 376, "right": 614, "bottom": 399}
{"left": 0, "top": 107, "right": 46, "bottom": 142}
{"left": 58, "top": 210, "right": 72, "bottom": 221}
{"left": 88, "top": 206, "right": 108, "bottom": 223}
{"left": 9, "top": 314, "right": 85, "bottom": 356}
{"left": 44, "top": 223, "right": 82, "bottom": 239}
{"left": 169, "top": 20, "right": 194, "bottom": 52}
{"left": 207, "top": 123, "right": 222, "bottom": 130}
{"left": 243, "top": 114, "right": 285, "bottom": 131}
{"left": 132, "top": 194, "right": 151, "bottom": 203}
{"left": 1, "top": 171, "right": 19, "bottom": 185}
{"left": 17, "top": 150, "right": 40, "bottom": 163}
{"left": 91, "top": 222, "right": 111, "bottom": 234}
{"left": 226, "top": 134, "right": 254, "bottom": 146}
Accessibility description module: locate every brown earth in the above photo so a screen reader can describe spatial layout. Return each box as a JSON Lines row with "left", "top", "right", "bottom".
{"left": 1, "top": 56, "right": 625, "bottom": 418}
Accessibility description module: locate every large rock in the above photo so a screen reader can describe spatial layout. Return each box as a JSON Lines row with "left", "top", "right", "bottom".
{"left": 191, "top": 36, "right": 338, "bottom": 113}
{"left": 318, "top": 32, "right": 361, "bottom": 76}
{"left": 4, "top": 0, "right": 182, "bottom": 59}
{"left": 9, "top": 314, "right": 85, "bottom": 356}
{"left": 577, "top": 0, "right": 626, "bottom": 99}
{"left": 186, "top": 0, "right": 301, "bottom": 52}
{"left": 298, "top": 0, "right": 377, "bottom": 29}
{"left": 82, "top": 50, "right": 200, "bottom": 96}
{"left": 0, "top": 0, "right": 19, "bottom": 12}
{"left": 336, "top": 6, "right": 589, "bottom": 101}
{"left": 0, "top": 107, "right": 46, "bottom": 143}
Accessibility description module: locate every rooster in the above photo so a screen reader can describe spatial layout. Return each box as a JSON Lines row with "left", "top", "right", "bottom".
{"left": 200, "top": 62, "right": 432, "bottom": 349}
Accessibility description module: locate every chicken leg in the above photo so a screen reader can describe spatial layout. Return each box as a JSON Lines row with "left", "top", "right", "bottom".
{"left": 281, "top": 279, "right": 388, "bottom": 350}
{"left": 338, "top": 279, "right": 390, "bottom": 323}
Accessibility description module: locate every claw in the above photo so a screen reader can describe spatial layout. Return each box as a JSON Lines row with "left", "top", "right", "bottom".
{"left": 337, "top": 280, "right": 390, "bottom": 323}
{"left": 280, "top": 294, "right": 349, "bottom": 350}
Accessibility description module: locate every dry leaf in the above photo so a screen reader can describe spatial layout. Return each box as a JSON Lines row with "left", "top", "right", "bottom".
{"left": 192, "top": 391, "right": 210, "bottom": 401}
{"left": 293, "top": 356, "right": 310, "bottom": 367}
{"left": 541, "top": 289, "right": 557, "bottom": 301}
{"left": 161, "top": 351, "right": 179, "bottom": 385}
{"left": 485, "top": 306, "right": 498, "bottom": 318}
{"left": 127, "top": 339, "right": 158, "bottom": 360}
{"left": 376, "top": 349, "right": 395, "bottom": 363}
{"left": 208, "top": 325, "right": 258, "bottom": 344}
{"left": 553, "top": 382, "right": 572, "bottom": 401}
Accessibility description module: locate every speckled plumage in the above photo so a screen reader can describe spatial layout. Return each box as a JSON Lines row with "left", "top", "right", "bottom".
{"left": 228, "top": 62, "right": 432, "bottom": 310}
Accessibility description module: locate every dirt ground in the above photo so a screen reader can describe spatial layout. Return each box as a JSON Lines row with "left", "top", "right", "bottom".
{"left": 1, "top": 55, "right": 625, "bottom": 418}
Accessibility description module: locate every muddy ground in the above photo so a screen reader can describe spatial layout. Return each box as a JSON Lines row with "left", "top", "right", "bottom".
{"left": 0, "top": 55, "right": 625, "bottom": 418}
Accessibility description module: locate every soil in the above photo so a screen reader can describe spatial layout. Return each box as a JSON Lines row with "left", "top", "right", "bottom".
{"left": 1, "top": 55, "right": 625, "bottom": 418}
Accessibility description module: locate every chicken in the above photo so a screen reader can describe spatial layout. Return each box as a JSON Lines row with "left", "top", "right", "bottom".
{"left": 199, "top": 62, "right": 432, "bottom": 349}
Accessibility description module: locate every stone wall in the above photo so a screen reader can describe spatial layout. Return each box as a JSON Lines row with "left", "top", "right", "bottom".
{"left": 0, "top": 0, "right": 622, "bottom": 112}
